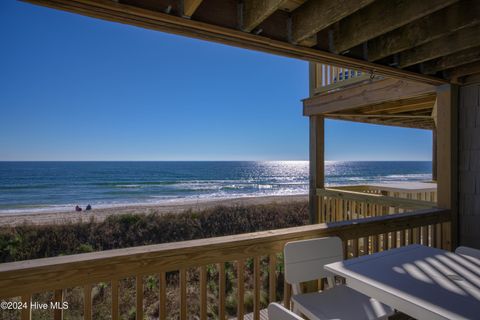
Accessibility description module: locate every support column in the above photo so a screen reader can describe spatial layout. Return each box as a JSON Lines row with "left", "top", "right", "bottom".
{"left": 309, "top": 115, "right": 324, "bottom": 224}
{"left": 432, "top": 128, "right": 437, "bottom": 181}
{"left": 436, "top": 84, "right": 458, "bottom": 250}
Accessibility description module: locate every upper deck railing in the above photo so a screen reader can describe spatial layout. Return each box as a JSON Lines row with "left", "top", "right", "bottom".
{"left": 311, "top": 64, "right": 372, "bottom": 95}
{"left": 0, "top": 207, "right": 450, "bottom": 320}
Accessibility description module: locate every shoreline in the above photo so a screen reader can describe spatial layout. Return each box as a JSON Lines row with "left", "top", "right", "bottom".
{"left": 0, "top": 194, "right": 308, "bottom": 227}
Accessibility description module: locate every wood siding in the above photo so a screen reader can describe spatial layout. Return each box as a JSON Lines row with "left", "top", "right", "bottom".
{"left": 458, "top": 82, "right": 480, "bottom": 248}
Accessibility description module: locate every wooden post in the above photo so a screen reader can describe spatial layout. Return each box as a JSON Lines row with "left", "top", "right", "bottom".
{"left": 309, "top": 115, "right": 325, "bottom": 224}
{"left": 308, "top": 61, "right": 325, "bottom": 224}
{"left": 435, "top": 84, "right": 458, "bottom": 250}
{"left": 432, "top": 128, "right": 437, "bottom": 181}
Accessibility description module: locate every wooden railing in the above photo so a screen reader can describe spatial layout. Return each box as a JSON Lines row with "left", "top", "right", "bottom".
{"left": 317, "top": 187, "right": 437, "bottom": 223}
{"left": 312, "top": 64, "right": 371, "bottom": 95}
{"left": 317, "top": 187, "right": 440, "bottom": 258}
{"left": 0, "top": 209, "right": 450, "bottom": 320}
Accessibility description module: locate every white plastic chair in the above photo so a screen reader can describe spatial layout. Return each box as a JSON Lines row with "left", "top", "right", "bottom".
{"left": 455, "top": 246, "right": 480, "bottom": 259}
{"left": 268, "top": 303, "right": 304, "bottom": 320}
{"left": 284, "top": 237, "right": 395, "bottom": 320}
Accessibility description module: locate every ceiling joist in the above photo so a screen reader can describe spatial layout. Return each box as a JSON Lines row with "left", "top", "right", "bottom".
{"left": 366, "top": 0, "right": 480, "bottom": 62}
{"left": 290, "top": 0, "right": 374, "bottom": 44}
{"left": 242, "top": 0, "right": 288, "bottom": 33}
{"left": 422, "top": 46, "right": 480, "bottom": 75}
{"left": 331, "top": 0, "right": 458, "bottom": 54}
{"left": 398, "top": 24, "right": 480, "bottom": 68}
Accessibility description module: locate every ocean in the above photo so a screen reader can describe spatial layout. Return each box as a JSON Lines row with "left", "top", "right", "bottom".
{"left": 0, "top": 161, "right": 432, "bottom": 214}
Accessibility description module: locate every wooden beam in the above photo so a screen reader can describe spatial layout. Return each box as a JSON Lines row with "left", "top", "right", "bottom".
{"left": 436, "top": 84, "right": 458, "bottom": 250}
{"left": 423, "top": 46, "right": 480, "bottom": 74}
{"left": 367, "top": 0, "right": 480, "bottom": 61}
{"left": 291, "top": 0, "right": 374, "bottom": 44}
{"left": 21, "top": 0, "right": 448, "bottom": 86}
{"left": 325, "top": 113, "right": 431, "bottom": 119}
{"left": 242, "top": 0, "right": 288, "bottom": 32}
{"left": 447, "top": 61, "right": 480, "bottom": 82}
{"left": 183, "top": 0, "right": 203, "bottom": 17}
{"left": 303, "top": 78, "right": 437, "bottom": 116}
{"left": 309, "top": 115, "right": 324, "bottom": 224}
{"left": 332, "top": 0, "right": 457, "bottom": 54}
{"left": 398, "top": 24, "right": 480, "bottom": 68}
{"left": 326, "top": 115, "right": 435, "bottom": 129}
{"left": 361, "top": 98, "right": 435, "bottom": 115}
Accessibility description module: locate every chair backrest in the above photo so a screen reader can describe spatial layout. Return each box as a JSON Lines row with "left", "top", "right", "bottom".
{"left": 268, "top": 303, "right": 303, "bottom": 320}
{"left": 284, "top": 237, "right": 343, "bottom": 285}
{"left": 455, "top": 246, "right": 480, "bottom": 259}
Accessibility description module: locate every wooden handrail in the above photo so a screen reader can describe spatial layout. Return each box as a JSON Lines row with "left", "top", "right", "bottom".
{"left": 0, "top": 208, "right": 449, "bottom": 298}
{"left": 317, "top": 188, "right": 436, "bottom": 209}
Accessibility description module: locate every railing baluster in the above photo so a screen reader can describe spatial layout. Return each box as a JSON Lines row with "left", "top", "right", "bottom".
{"left": 218, "top": 263, "right": 226, "bottom": 320}
{"left": 136, "top": 276, "right": 143, "bottom": 320}
{"left": 84, "top": 284, "right": 92, "bottom": 320}
{"left": 283, "top": 283, "right": 291, "bottom": 310}
{"left": 159, "top": 272, "right": 167, "bottom": 320}
{"left": 269, "top": 254, "right": 277, "bottom": 303}
{"left": 430, "top": 225, "right": 436, "bottom": 247}
{"left": 237, "top": 260, "right": 245, "bottom": 319}
{"left": 180, "top": 269, "right": 187, "bottom": 320}
{"left": 253, "top": 257, "right": 261, "bottom": 320}
{"left": 352, "top": 239, "right": 359, "bottom": 257}
{"left": 200, "top": 266, "right": 208, "bottom": 320}
{"left": 436, "top": 223, "right": 442, "bottom": 248}
{"left": 21, "top": 294, "right": 32, "bottom": 320}
{"left": 53, "top": 289, "right": 64, "bottom": 320}
{"left": 112, "top": 279, "right": 119, "bottom": 320}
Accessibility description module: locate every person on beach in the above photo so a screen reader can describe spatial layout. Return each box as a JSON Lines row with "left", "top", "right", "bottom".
{"left": 85, "top": 204, "right": 92, "bottom": 211}
{"left": 75, "top": 205, "right": 82, "bottom": 212}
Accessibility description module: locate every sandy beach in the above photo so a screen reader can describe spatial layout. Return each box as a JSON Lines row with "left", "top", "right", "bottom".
{"left": 0, "top": 194, "right": 308, "bottom": 227}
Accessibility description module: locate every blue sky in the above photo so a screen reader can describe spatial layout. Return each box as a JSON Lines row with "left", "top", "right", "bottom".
{"left": 0, "top": 1, "right": 432, "bottom": 161}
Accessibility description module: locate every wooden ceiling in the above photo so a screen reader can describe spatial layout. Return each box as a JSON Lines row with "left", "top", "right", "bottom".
{"left": 23, "top": 0, "right": 480, "bottom": 85}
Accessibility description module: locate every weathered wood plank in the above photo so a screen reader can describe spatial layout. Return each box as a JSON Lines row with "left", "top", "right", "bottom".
{"left": 200, "top": 266, "right": 207, "bottom": 320}
{"left": 21, "top": 295, "right": 32, "bottom": 320}
{"left": 136, "top": 276, "right": 143, "bottom": 320}
{"left": 268, "top": 254, "right": 276, "bottom": 303}
{"left": 180, "top": 269, "right": 187, "bottom": 320}
{"left": 83, "top": 285, "right": 92, "bottom": 320}
{"left": 291, "top": 0, "right": 374, "bottom": 44}
{"left": 447, "top": 61, "right": 480, "bottom": 82}
{"left": 253, "top": 257, "right": 260, "bottom": 320}
{"left": 21, "top": 0, "right": 447, "bottom": 85}
{"left": 111, "top": 279, "right": 119, "bottom": 320}
{"left": 219, "top": 263, "right": 226, "bottom": 320}
{"left": 367, "top": 0, "right": 480, "bottom": 61}
{"left": 242, "top": 0, "right": 288, "bottom": 32}
{"left": 159, "top": 272, "right": 167, "bottom": 320}
{"left": 423, "top": 46, "right": 480, "bottom": 74}
{"left": 53, "top": 289, "right": 64, "bottom": 320}
{"left": 398, "top": 24, "right": 480, "bottom": 68}
{"left": 332, "top": 0, "right": 457, "bottom": 54}
{"left": 237, "top": 259, "right": 245, "bottom": 319}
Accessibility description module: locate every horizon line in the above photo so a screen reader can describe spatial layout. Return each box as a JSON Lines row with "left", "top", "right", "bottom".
{"left": 0, "top": 159, "right": 433, "bottom": 162}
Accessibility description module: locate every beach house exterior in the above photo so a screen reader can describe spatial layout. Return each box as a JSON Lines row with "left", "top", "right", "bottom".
{"left": 1, "top": 0, "right": 479, "bottom": 319}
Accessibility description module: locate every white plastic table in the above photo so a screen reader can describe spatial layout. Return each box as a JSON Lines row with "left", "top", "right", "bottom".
{"left": 324, "top": 245, "right": 480, "bottom": 320}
